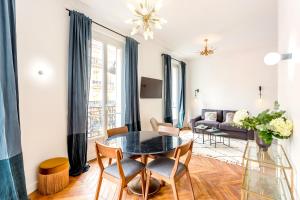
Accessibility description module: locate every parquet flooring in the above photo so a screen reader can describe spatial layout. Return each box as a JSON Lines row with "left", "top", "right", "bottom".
{"left": 30, "top": 156, "right": 243, "bottom": 200}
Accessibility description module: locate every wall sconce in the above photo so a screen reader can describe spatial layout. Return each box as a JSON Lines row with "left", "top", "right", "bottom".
{"left": 194, "top": 89, "right": 200, "bottom": 97}
{"left": 264, "top": 52, "right": 292, "bottom": 66}
{"left": 259, "top": 86, "right": 262, "bottom": 99}
{"left": 38, "top": 70, "right": 44, "bottom": 75}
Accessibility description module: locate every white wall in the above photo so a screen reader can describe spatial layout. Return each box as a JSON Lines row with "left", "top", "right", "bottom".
{"left": 138, "top": 39, "right": 165, "bottom": 131}
{"left": 187, "top": 39, "right": 278, "bottom": 118}
{"left": 278, "top": 0, "right": 300, "bottom": 198}
{"left": 138, "top": 40, "right": 188, "bottom": 130}
{"left": 16, "top": 0, "right": 179, "bottom": 194}
{"left": 16, "top": 0, "right": 72, "bottom": 193}
{"left": 138, "top": 38, "right": 174, "bottom": 131}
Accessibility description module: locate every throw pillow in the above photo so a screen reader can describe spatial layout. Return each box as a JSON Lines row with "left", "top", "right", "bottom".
{"left": 225, "top": 112, "right": 235, "bottom": 123}
{"left": 204, "top": 112, "right": 217, "bottom": 121}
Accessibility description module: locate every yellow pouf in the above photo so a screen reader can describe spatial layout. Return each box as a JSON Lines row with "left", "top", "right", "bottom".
{"left": 38, "top": 157, "right": 69, "bottom": 195}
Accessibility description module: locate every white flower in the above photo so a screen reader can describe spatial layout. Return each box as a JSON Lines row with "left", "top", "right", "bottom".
{"left": 269, "top": 117, "right": 293, "bottom": 137}
{"left": 233, "top": 109, "right": 249, "bottom": 126}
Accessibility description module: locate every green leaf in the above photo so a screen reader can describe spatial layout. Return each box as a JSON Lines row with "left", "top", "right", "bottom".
{"left": 258, "top": 131, "right": 273, "bottom": 145}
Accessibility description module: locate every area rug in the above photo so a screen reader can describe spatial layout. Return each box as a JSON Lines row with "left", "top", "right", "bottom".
{"left": 180, "top": 130, "right": 247, "bottom": 166}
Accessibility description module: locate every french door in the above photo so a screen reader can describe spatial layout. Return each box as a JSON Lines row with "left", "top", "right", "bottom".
{"left": 88, "top": 33, "right": 123, "bottom": 138}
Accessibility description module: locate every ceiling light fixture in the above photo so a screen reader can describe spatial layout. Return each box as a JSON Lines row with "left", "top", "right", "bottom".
{"left": 126, "top": 0, "right": 167, "bottom": 40}
{"left": 200, "top": 39, "right": 215, "bottom": 56}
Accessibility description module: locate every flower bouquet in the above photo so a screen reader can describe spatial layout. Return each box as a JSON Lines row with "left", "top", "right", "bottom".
{"left": 233, "top": 101, "right": 293, "bottom": 151}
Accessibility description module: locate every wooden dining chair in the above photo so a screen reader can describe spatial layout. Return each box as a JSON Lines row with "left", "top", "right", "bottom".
{"left": 144, "top": 140, "right": 195, "bottom": 200}
{"left": 107, "top": 126, "right": 140, "bottom": 165}
{"left": 107, "top": 126, "right": 129, "bottom": 138}
{"left": 150, "top": 117, "right": 173, "bottom": 131}
{"left": 95, "top": 142, "right": 146, "bottom": 200}
{"left": 158, "top": 125, "right": 180, "bottom": 137}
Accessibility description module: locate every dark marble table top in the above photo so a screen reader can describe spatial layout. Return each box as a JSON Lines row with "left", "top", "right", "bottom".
{"left": 103, "top": 131, "right": 184, "bottom": 155}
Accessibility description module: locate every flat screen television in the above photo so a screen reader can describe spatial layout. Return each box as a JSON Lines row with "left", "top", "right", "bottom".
{"left": 140, "top": 77, "right": 162, "bottom": 98}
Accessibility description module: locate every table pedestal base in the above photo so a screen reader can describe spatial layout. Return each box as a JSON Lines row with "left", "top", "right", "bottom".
{"left": 128, "top": 177, "right": 161, "bottom": 196}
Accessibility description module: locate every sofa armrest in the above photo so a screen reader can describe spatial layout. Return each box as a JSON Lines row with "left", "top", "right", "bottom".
{"left": 190, "top": 115, "right": 203, "bottom": 129}
{"left": 247, "top": 130, "right": 254, "bottom": 140}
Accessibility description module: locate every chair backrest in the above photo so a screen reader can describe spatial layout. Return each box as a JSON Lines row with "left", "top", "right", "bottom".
{"left": 171, "top": 140, "right": 193, "bottom": 177}
{"left": 107, "top": 126, "right": 128, "bottom": 138}
{"left": 158, "top": 125, "right": 180, "bottom": 136}
{"left": 174, "top": 140, "right": 193, "bottom": 158}
{"left": 150, "top": 118, "right": 159, "bottom": 131}
{"left": 95, "top": 142, "right": 124, "bottom": 176}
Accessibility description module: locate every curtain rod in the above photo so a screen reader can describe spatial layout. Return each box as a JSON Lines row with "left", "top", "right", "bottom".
{"left": 161, "top": 54, "right": 182, "bottom": 63}
{"left": 66, "top": 8, "right": 127, "bottom": 39}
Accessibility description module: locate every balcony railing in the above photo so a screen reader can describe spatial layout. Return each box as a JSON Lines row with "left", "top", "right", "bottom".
{"left": 88, "top": 103, "right": 121, "bottom": 138}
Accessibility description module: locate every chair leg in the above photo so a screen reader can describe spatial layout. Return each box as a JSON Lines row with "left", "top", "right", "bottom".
{"left": 141, "top": 155, "right": 148, "bottom": 164}
{"left": 186, "top": 171, "right": 195, "bottom": 200}
{"left": 108, "top": 158, "right": 112, "bottom": 165}
{"left": 171, "top": 179, "right": 179, "bottom": 200}
{"left": 95, "top": 172, "right": 103, "bottom": 200}
{"left": 140, "top": 171, "right": 145, "bottom": 199}
{"left": 116, "top": 185, "right": 123, "bottom": 200}
{"left": 144, "top": 171, "right": 151, "bottom": 200}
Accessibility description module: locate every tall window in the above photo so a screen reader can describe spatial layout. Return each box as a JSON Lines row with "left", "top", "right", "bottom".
{"left": 88, "top": 33, "right": 123, "bottom": 138}
{"left": 172, "top": 62, "right": 179, "bottom": 123}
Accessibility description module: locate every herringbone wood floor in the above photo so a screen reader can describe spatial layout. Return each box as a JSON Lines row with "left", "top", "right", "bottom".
{"left": 30, "top": 156, "right": 242, "bottom": 200}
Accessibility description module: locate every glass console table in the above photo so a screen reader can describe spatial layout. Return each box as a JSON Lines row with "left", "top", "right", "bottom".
{"left": 241, "top": 142, "right": 294, "bottom": 200}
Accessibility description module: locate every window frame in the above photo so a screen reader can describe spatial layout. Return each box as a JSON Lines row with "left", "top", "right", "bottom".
{"left": 171, "top": 61, "right": 180, "bottom": 123}
{"left": 88, "top": 30, "right": 125, "bottom": 139}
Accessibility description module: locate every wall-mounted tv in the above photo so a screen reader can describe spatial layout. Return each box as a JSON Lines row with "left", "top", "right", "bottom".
{"left": 140, "top": 77, "right": 162, "bottom": 98}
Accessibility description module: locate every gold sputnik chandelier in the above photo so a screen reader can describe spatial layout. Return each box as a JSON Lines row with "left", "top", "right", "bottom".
{"left": 126, "top": 0, "right": 167, "bottom": 40}
{"left": 200, "top": 39, "right": 215, "bottom": 56}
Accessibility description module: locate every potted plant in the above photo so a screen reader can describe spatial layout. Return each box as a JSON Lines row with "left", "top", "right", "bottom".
{"left": 233, "top": 101, "right": 293, "bottom": 151}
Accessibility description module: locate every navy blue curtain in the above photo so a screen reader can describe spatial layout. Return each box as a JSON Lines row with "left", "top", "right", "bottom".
{"left": 0, "top": 0, "right": 28, "bottom": 199}
{"left": 162, "top": 54, "right": 173, "bottom": 123}
{"left": 67, "top": 11, "right": 92, "bottom": 176}
{"left": 177, "top": 61, "right": 186, "bottom": 128}
{"left": 125, "top": 37, "right": 141, "bottom": 131}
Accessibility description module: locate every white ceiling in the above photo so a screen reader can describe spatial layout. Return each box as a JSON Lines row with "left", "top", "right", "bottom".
{"left": 79, "top": 0, "right": 277, "bottom": 60}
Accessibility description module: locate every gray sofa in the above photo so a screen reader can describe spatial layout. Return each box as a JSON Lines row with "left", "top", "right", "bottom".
{"left": 190, "top": 109, "right": 254, "bottom": 140}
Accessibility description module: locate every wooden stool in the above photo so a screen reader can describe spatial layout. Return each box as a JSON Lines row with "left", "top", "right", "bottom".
{"left": 38, "top": 157, "right": 69, "bottom": 195}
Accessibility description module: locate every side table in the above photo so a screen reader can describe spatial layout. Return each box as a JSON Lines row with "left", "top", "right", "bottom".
{"left": 193, "top": 125, "right": 208, "bottom": 144}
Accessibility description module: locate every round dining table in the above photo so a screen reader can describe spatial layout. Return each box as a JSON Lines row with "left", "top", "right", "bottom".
{"left": 103, "top": 131, "right": 184, "bottom": 196}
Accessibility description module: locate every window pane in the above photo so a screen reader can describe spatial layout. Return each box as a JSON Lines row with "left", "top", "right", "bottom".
{"left": 172, "top": 64, "right": 179, "bottom": 121}
{"left": 106, "top": 44, "right": 122, "bottom": 129}
{"left": 88, "top": 40, "right": 104, "bottom": 138}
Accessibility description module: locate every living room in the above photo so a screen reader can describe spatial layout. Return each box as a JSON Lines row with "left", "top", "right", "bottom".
{"left": 1, "top": 0, "right": 299, "bottom": 199}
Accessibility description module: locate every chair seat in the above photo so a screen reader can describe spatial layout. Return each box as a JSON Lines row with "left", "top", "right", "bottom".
{"left": 104, "top": 158, "right": 145, "bottom": 179}
{"left": 146, "top": 157, "right": 186, "bottom": 178}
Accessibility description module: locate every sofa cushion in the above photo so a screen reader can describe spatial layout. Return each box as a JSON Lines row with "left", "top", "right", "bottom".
{"left": 202, "top": 109, "right": 223, "bottom": 122}
{"left": 225, "top": 112, "right": 235, "bottom": 123}
{"left": 223, "top": 110, "right": 236, "bottom": 122}
{"left": 195, "top": 120, "right": 220, "bottom": 128}
{"left": 204, "top": 112, "right": 217, "bottom": 121}
{"left": 219, "top": 122, "right": 248, "bottom": 132}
